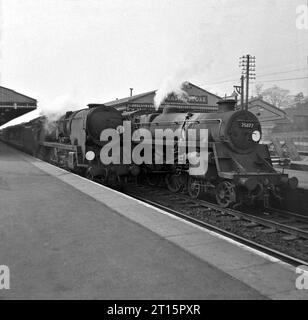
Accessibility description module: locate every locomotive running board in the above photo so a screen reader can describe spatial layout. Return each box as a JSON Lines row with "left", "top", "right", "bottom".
{"left": 39, "top": 141, "right": 87, "bottom": 168}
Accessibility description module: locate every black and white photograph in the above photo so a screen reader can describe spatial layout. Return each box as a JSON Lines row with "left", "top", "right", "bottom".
{"left": 0, "top": 0, "right": 308, "bottom": 304}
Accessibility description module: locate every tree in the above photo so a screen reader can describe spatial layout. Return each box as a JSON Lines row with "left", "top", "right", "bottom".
{"left": 294, "top": 92, "right": 305, "bottom": 104}
{"left": 259, "top": 85, "right": 290, "bottom": 108}
{"left": 253, "top": 84, "right": 307, "bottom": 108}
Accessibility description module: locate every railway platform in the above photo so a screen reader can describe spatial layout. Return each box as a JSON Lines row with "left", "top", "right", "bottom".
{"left": 0, "top": 142, "right": 307, "bottom": 300}
{"left": 290, "top": 158, "right": 308, "bottom": 172}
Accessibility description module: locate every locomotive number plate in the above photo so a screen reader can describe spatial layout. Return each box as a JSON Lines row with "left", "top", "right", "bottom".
{"left": 238, "top": 121, "right": 255, "bottom": 129}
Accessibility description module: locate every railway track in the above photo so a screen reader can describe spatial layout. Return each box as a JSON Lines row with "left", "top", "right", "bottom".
{"left": 123, "top": 183, "right": 308, "bottom": 266}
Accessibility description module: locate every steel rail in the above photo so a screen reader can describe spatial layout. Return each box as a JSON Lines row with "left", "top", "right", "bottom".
{"left": 135, "top": 185, "right": 308, "bottom": 240}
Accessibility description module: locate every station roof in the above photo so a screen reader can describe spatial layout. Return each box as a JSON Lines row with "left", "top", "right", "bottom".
{"left": 0, "top": 86, "right": 37, "bottom": 126}
{"left": 0, "top": 86, "right": 37, "bottom": 105}
{"left": 249, "top": 97, "right": 286, "bottom": 115}
{"left": 248, "top": 97, "right": 291, "bottom": 126}
{"left": 104, "top": 90, "right": 156, "bottom": 107}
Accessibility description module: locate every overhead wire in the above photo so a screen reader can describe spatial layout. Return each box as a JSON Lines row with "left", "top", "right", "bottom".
{"left": 204, "top": 67, "right": 308, "bottom": 86}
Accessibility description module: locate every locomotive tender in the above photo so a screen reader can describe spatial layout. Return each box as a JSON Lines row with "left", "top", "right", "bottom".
{"left": 0, "top": 99, "right": 298, "bottom": 208}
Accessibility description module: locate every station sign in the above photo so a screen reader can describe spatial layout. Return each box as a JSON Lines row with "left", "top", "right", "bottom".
{"left": 165, "top": 93, "right": 208, "bottom": 104}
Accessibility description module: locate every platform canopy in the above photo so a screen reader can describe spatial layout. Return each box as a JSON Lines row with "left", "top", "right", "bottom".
{"left": 0, "top": 86, "right": 37, "bottom": 126}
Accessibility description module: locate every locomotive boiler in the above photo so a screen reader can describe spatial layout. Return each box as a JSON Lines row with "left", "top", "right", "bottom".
{"left": 135, "top": 99, "right": 298, "bottom": 207}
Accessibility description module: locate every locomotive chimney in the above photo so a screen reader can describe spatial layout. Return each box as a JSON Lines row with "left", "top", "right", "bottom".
{"left": 217, "top": 99, "right": 236, "bottom": 112}
{"left": 130, "top": 88, "right": 133, "bottom": 97}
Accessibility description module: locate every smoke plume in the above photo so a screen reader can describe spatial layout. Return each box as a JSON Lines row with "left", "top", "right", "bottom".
{"left": 39, "top": 93, "right": 86, "bottom": 122}
{"left": 0, "top": 93, "right": 87, "bottom": 130}
{"left": 154, "top": 76, "right": 189, "bottom": 110}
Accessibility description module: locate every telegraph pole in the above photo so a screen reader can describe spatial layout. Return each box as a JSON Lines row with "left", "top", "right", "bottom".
{"left": 239, "top": 55, "right": 256, "bottom": 110}
{"left": 245, "top": 54, "right": 250, "bottom": 110}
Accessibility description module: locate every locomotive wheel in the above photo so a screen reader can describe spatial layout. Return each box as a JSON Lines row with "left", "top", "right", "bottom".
{"left": 187, "top": 177, "right": 201, "bottom": 199}
{"left": 165, "top": 174, "right": 183, "bottom": 193}
{"left": 215, "top": 181, "right": 236, "bottom": 208}
{"left": 85, "top": 167, "right": 95, "bottom": 181}
{"left": 146, "top": 174, "right": 161, "bottom": 186}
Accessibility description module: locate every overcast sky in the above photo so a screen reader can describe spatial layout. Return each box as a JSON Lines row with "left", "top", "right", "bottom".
{"left": 0, "top": 0, "right": 307, "bottom": 106}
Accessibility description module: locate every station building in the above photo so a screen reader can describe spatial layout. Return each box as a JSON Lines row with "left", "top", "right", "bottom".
{"left": 271, "top": 101, "right": 308, "bottom": 153}
{"left": 248, "top": 97, "right": 290, "bottom": 139}
{"left": 103, "top": 82, "right": 222, "bottom": 113}
{"left": 0, "top": 86, "right": 37, "bottom": 126}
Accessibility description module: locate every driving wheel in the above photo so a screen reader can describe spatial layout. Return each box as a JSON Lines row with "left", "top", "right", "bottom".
{"left": 215, "top": 181, "right": 236, "bottom": 208}
{"left": 165, "top": 174, "right": 184, "bottom": 193}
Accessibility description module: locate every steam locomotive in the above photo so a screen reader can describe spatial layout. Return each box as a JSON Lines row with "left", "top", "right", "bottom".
{"left": 134, "top": 99, "right": 298, "bottom": 207}
{"left": 0, "top": 99, "right": 298, "bottom": 207}
{"left": 0, "top": 104, "right": 140, "bottom": 187}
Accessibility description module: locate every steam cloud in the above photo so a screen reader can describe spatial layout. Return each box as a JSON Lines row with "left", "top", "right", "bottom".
{"left": 154, "top": 77, "right": 189, "bottom": 111}
{"left": 153, "top": 60, "right": 209, "bottom": 111}
{"left": 36, "top": 93, "right": 86, "bottom": 133}
{"left": 39, "top": 93, "right": 86, "bottom": 122}
{"left": 0, "top": 93, "right": 87, "bottom": 130}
